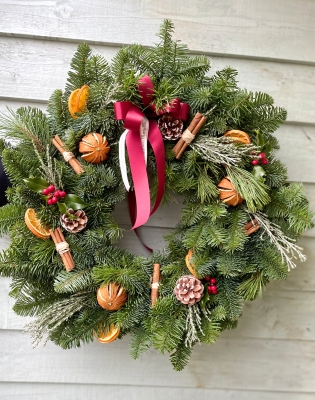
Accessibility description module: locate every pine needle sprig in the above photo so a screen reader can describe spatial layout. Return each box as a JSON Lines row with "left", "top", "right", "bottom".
{"left": 65, "top": 43, "right": 91, "bottom": 93}
{"left": 130, "top": 326, "right": 153, "bottom": 359}
{"left": 237, "top": 272, "right": 268, "bottom": 300}
{"left": 251, "top": 212, "right": 306, "bottom": 270}
{"left": 0, "top": 107, "right": 49, "bottom": 152}
{"left": 226, "top": 166, "right": 270, "bottom": 211}
{"left": 170, "top": 341, "right": 192, "bottom": 371}
{"left": 47, "top": 89, "right": 70, "bottom": 135}
{"left": 54, "top": 269, "right": 95, "bottom": 294}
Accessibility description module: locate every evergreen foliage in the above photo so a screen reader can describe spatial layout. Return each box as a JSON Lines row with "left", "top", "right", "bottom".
{"left": 0, "top": 20, "right": 313, "bottom": 370}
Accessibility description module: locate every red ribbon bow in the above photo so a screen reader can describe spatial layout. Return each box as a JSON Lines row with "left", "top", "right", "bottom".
{"left": 114, "top": 75, "right": 189, "bottom": 229}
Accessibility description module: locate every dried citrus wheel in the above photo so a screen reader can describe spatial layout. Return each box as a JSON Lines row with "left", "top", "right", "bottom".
{"left": 223, "top": 130, "right": 251, "bottom": 144}
{"left": 68, "top": 84, "right": 89, "bottom": 118}
{"left": 24, "top": 208, "right": 51, "bottom": 239}
{"left": 95, "top": 324, "right": 120, "bottom": 344}
{"left": 185, "top": 249, "right": 198, "bottom": 277}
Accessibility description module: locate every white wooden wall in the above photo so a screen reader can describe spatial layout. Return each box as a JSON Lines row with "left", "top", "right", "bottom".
{"left": 1, "top": 1, "right": 315, "bottom": 399}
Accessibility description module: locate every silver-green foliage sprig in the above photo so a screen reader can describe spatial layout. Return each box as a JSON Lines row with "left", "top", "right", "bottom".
{"left": 191, "top": 136, "right": 257, "bottom": 166}
{"left": 252, "top": 212, "right": 307, "bottom": 270}
{"left": 25, "top": 294, "right": 90, "bottom": 347}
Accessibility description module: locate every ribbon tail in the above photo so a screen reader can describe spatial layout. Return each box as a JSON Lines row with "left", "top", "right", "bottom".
{"left": 126, "top": 130, "right": 151, "bottom": 229}
{"left": 148, "top": 121, "right": 165, "bottom": 216}
{"left": 128, "top": 191, "right": 153, "bottom": 253}
{"left": 119, "top": 129, "right": 131, "bottom": 191}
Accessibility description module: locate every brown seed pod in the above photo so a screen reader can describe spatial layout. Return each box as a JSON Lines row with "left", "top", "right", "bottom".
{"left": 218, "top": 176, "right": 243, "bottom": 206}
{"left": 97, "top": 283, "right": 127, "bottom": 311}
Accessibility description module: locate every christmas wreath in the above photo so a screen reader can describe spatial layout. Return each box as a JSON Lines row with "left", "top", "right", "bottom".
{"left": 0, "top": 20, "right": 313, "bottom": 371}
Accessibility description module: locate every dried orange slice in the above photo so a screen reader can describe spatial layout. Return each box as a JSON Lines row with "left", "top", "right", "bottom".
{"left": 95, "top": 324, "right": 120, "bottom": 344}
{"left": 68, "top": 88, "right": 80, "bottom": 118}
{"left": 68, "top": 84, "right": 89, "bottom": 118}
{"left": 223, "top": 130, "right": 251, "bottom": 144}
{"left": 24, "top": 208, "right": 51, "bottom": 239}
{"left": 185, "top": 249, "right": 198, "bottom": 277}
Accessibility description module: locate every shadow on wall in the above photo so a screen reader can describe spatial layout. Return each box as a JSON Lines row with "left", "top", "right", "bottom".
{"left": 0, "top": 157, "right": 10, "bottom": 206}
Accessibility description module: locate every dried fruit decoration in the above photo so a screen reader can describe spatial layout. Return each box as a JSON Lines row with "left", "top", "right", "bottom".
{"left": 218, "top": 176, "right": 243, "bottom": 206}
{"left": 94, "top": 324, "right": 121, "bottom": 344}
{"left": 223, "top": 129, "right": 251, "bottom": 144}
{"left": 79, "top": 133, "right": 110, "bottom": 164}
{"left": 24, "top": 208, "right": 50, "bottom": 239}
{"left": 68, "top": 85, "right": 89, "bottom": 118}
{"left": 97, "top": 283, "right": 127, "bottom": 311}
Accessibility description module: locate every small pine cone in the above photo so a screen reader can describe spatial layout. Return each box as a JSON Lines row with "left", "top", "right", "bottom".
{"left": 158, "top": 113, "right": 183, "bottom": 140}
{"left": 174, "top": 275, "right": 204, "bottom": 305}
{"left": 60, "top": 208, "right": 88, "bottom": 233}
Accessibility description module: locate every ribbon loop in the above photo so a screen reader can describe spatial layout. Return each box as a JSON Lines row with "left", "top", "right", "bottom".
{"left": 114, "top": 75, "right": 189, "bottom": 230}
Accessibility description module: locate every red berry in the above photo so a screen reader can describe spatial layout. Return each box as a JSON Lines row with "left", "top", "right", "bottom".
{"left": 258, "top": 152, "right": 266, "bottom": 159}
{"left": 51, "top": 196, "right": 58, "bottom": 204}
{"left": 210, "top": 278, "right": 216, "bottom": 285}
{"left": 47, "top": 185, "right": 55, "bottom": 193}
{"left": 261, "top": 158, "right": 269, "bottom": 165}
{"left": 47, "top": 198, "right": 54, "bottom": 205}
{"left": 42, "top": 188, "right": 50, "bottom": 195}
{"left": 207, "top": 286, "right": 213, "bottom": 294}
{"left": 53, "top": 190, "right": 61, "bottom": 198}
{"left": 212, "top": 288, "right": 218, "bottom": 295}
{"left": 204, "top": 276, "right": 211, "bottom": 282}
{"left": 251, "top": 160, "right": 259, "bottom": 166}
{"left": 59, "top": 191, "right": 67, "bottom": 198}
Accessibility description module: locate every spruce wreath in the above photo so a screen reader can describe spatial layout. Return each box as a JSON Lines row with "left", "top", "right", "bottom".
{"left": 0, "top": 20, "right": 313, "bottom": 371}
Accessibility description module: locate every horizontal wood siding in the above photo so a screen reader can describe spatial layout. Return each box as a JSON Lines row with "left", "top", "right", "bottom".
{"left": 0, "top": 0, "right": 314, "bottom": 398}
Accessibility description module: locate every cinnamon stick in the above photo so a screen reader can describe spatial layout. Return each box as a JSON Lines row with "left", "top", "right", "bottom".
{"left": 56, "top": 228, "right": 75, "bottom": 271}
{"left": 243, "top": 219, "right": 260, "bottom": 235}
{"left": 172, "top": 112, "right": 207, "bottom": 159}
{"left": 151, "top": 263, "right": 161, "bottom": 307}
{"left": 50, "top": 228, "right": 75, "bottom": 272}
{"left": 52, "top": 135, "right": 84, "bottom": 175}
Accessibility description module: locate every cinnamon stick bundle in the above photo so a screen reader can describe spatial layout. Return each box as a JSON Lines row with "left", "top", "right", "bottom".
{"left": 52, "top": 135, "right": 84, "bottom": 175}
{"left": 172, "top": 112, "right": 207, "bottom": 159}
{"left": 50, "top": 227, "right": 75, "bottom": 272}
{"left": 243, "top": 219, "right": 260, "bottom": 235}
{"left": 151, "top": 263, "right": 161, "bottom": 307}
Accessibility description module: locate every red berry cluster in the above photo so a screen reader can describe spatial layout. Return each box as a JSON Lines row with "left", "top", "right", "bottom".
{"left": 42, "top": 185, "right": 66, "bottom": 205}
{"left": 251, "top": 152, "right": 268, "bottom": 166}
{"left": 205, "top": 277, "right": 218, "bottom": 295}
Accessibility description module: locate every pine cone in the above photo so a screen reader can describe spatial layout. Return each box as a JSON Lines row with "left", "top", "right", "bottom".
{"left": 158, "top": 113, "right": 183, "bottom": 140}
{"left": 60, "top": 208, "right": 88, "bottom": 233}
{"left": 174, "top": 275, "right": 204, "bottom": 305}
